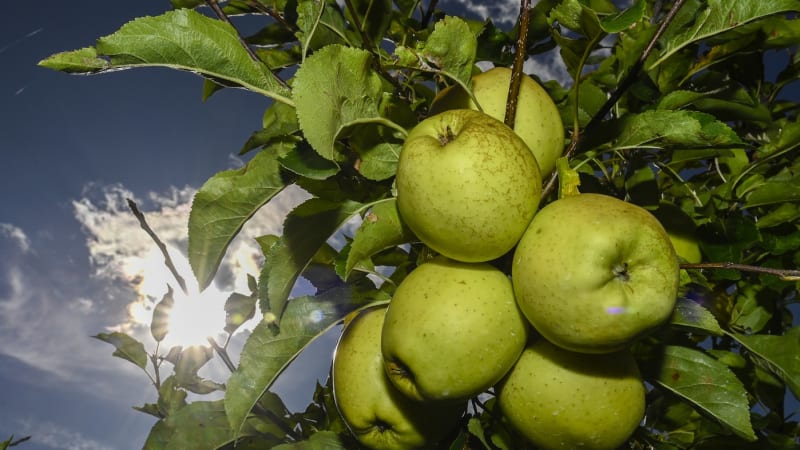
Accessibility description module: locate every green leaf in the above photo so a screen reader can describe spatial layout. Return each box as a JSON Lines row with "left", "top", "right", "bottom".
{"left": 278, "top": 143, "right": 340, "bottom": 180}
{"left": 343, "top": 0, "right": 392, "bottom": 47}
{"left": 259, "top": 198, "right": 366, "bottom": 319}
{"left": 292, "top": 44, "right": 388, "bottom": 161}
{"left": 173, "top": 346, "right": 224, "bottom": 395}
{"left": 36, "top": 47, "right": 109, "bottom": 73}
{"left": 157, "top": 376, "right": 188, "bottom": 418}
{"left": 651, "top": 0, "right": 800, "bottom": 69}
{"left": 340, "top": 198, "right": 414, "bottom": 279}
{"left": 670, "top": 298, "right": 724, "bottom": 336}
{"left": 654, "top": 345, "right": 756, "bottom": 442}
{"left": 224, "top": 290, "right": 362, "bottom": 437}
{"left": 93, "top": 332, "right": 148, "bottom": 369}
{"left": 239, "top": 102, "right": 300, "bottom": 155}
{"left": 743, "top": 161, "right": 800, "bottom": 207}
{"left": 615, "top": 110, "right": 742, "bottom": 150}
{"left": 419, "top": 16, "right": 478, "bottom": 88}
{"left": 597, "top": 0, "right": 645, "bottom": 33}
{"left": 151, "top": 286, "right": 175, "bottom": 342}
{"left": 151, "top": 400, "right": 238, "bottom": 449}
{"left": 296, "top": 0, "right": 349, "bottom": 54}
{"left": 38, "top": 9, "right": 292, "bottom": 105}
{"left": 354, "top": 140, "right": 401, "bottom": 181}
{"left": 733, "top": 326, "right": 800, "bottom": 399}
{"left": 224, "top": 292, "right": 257, "bottom": 334}
{"left": 271, "top": 430, "right": 347, "bottom": 449}
{"left": 189, "top": 147, "right": 291, "bottom": 291}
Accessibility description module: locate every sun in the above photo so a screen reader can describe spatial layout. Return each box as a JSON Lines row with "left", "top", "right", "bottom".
{"left": 123, "top": 244, "right": 256, "bottom": 348}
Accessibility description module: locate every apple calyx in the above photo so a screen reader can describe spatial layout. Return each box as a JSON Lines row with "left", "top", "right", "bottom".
{"left": 386, "top": 359, "right": 413, "bottom": 381}
{"left": 437, "top": 125, "right": 457, "bottom": 146}
{"left": 613, "top": 262, "right": 631, "bottom": 282}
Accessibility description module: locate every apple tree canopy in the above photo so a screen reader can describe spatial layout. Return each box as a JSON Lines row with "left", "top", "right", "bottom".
{"left": 39, "top": 0, "right": 800, "bottom": 448}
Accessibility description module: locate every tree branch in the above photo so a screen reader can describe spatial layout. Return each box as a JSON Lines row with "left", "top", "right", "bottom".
{"left": 126, "top": 198, "right": 189, "bottom": 295}
{"left": 541, "top": 0, "right": 687, "bottom": 198}
{"left": 505, "top": 0, "right": 532, "bottom": 130}
{"left": 681, "top": 262, "right": 800, "bottom": 282}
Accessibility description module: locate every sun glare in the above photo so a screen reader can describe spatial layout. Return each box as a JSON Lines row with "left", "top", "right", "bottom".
{"left": 121, "top": 244, "right": 254, "bottom": 348}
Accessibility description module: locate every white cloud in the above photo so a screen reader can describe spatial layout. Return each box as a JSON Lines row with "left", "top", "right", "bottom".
{"left": 0, "top": 178, "right": 311, "bottom": 407}
{"left": 445, "top": 0, "right": 519, "bottom": 24}
{"left": 0, "top": 223, "right": 31, "bottom": 253}
{"left": 16, "top": 418, "right": 113, "bottom": 450}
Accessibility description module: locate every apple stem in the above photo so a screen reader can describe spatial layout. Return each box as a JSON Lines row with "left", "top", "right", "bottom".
{"left": 438, "top": 125, "right": 456, "bottom": 146}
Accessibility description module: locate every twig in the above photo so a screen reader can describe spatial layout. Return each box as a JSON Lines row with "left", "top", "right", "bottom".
{"left": 8, "top": 436, "right": 32, "bottom": 447}
{"left": 126, "top": 198, "right": 189, "bottom": 295}
{"left": 681, "top": 262, "right": 800, "bottom": 281}
{"left": 343, "top": 0, "right": 406, "bottom": 92}
{"left": 505, "top": 0, "right": 532, "bottom": 130}
{"left": 541, "top": 0, "right": 687, "bottom": 198}
{"left": 207, "top": 336, "right": 237, "bottom": 373}
{"left": 421, "top": 0, "right": 439, "bottom": 27}
{"left": 205, "top": 0, "right": 290, "bottom": 89}
{"left": 245, "top": 0, "right": 297, "bottom": 33}
{"left": 344, "top": 0, "right": 377, "bottom": 52}
{"left": 585, "top": 0, "right": 687, "bottom": 132}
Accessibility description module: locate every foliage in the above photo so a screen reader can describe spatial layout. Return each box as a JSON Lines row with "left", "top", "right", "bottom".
{"left": 40, "top": 0, "right": 800, "bottom": 448}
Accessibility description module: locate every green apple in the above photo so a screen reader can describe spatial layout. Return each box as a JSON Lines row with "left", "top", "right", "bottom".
{"left": 512, "top": 193, "right": 679, "bottom": 353}
{"left": 430, "top": 66, "right": 565, "bottom": 175}
{"left": 332, "top": 305, "right": 465, "bottom": 450}
{"left": 497, "top": 339, "right": 645, "bottom": 450}
{"left": 396, "top": 109, "right": 541, "bottom": 263}
{"left": 382, "top": 256, "right": 529, "bottom": 402}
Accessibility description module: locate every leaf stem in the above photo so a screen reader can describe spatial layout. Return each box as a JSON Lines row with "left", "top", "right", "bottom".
{"left": 504, "top": 0, "right": 532, "bottom": 130}
{"left": 681, "top": 262, "right": 800, "bottom": 281}
{"left": 207, "top": 336, "right": 237, "bottom": 373}
{"left": 126, "top": 199, "right": 189, "bottom": 295}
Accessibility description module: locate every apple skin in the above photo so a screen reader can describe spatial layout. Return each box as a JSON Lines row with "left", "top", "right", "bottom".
{"left": 381, "top": 256, "right": 529, "bottom": 402}
{"left": 496, "top": 339, "right": 645, "bottom": 450}
{"left": 396, "top": 108, "right": 541, "bottom": 263}
{"left": 512, "top": 193, "right": 680, "bottom": 353}
{"left": 332, "top": 305, "right": 465, "bottom": 450}
{"left": 430, "top": 67, "right": 565, "bottom": 175}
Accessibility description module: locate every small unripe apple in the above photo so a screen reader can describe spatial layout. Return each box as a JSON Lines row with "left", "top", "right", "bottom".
{"left": 332, "top": 305, "right": 465, "bottom": 450}
{"left": 512, "top": 193, "right": 680, "bottom": 353}
{"left": 497, "top": 339, "right": 645, "bottom": 450}
{"left": 430, "top": 66, "right": 565, "bottom": 175}
{"left": 396, "top": 109, "right": 541, "bottom": 263}
{"left": 381, "top": 256, "right": 529, "bottom": 402}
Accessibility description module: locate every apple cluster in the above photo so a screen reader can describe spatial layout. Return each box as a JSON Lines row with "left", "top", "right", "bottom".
{"left": 331, "top": 68, "right": 681, "bottom": 450}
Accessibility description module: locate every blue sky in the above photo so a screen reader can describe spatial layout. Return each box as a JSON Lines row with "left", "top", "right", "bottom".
{"left": 0, "top": 1, "right": 530, "bottom": 449}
